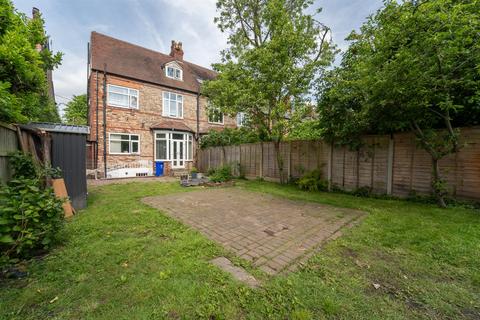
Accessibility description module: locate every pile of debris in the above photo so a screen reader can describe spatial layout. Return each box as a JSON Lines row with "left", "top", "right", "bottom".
{"left": 180, "top": 176, "right": 235, "bottom": 187}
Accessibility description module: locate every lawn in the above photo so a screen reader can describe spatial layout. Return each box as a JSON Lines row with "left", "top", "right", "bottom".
{"left": 1, "top": 180, "right": 479, "bottom": 319}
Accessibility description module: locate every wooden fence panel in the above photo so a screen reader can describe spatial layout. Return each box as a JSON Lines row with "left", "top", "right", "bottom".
{"left": 0, "top": 123, "right": 19, "bottom": 183}
{"left": 372, "top": 137, "right": 389, "bottom": 194}
{"left": 196, "top": 126, "right": 480, "bottom": 201}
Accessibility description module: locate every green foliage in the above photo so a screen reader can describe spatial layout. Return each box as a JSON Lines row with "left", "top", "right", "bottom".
{"left": 190, "top": 167, "right": 198, "bottom": 174}
{"left": 203, "top": 0, "right": 336, "bottom": 182}
{"left": 200, "top": 127, "right": 259, "bottom": 148}
{"left": 296, "top": 169, "right": 328, "bottom": 192}
{"left": 287, "top": 119, "right": 323, "bottom": 141}
{"left": 0, "top": 152, "right": 64, "bottom": 268}
{"left": 208, "top": 165, "right": 233, "bottom": 182}
{"left": 0, "top": 0, "right": 62, "bottom": 124}
{"left": 63, "top": 94, "right": 87, "bottom": 125}
{"left": 317, "top": 0, "right": 480, "bottom": 205}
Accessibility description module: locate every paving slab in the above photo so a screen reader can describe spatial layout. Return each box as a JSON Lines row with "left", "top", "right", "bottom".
{"left": 143, "top": 188, "right": 364, "bottom": 274}
{"left": 210, "top": 257, "right": 259, "bottom": 288}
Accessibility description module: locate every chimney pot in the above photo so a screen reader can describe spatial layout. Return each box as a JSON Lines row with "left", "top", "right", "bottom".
{"left": 169, "top": 40, "right": 184, "bottom": 61}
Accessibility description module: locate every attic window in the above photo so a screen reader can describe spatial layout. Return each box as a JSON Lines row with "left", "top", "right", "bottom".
{"left": 166, "top": 65, "right": 183, "bottom": 80}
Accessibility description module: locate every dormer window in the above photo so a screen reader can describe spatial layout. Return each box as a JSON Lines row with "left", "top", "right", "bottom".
{"left": 166, "top": 64, "right": 183, "bottom": 81}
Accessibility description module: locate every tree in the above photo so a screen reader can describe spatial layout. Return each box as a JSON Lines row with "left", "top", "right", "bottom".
{"left": 203, "top": 0, "right": 336, "bottom": 183}
{"left": 318, "top": 0, "right": 480, "bottom": 207}
{"left": 64, "top": 94, "right": 87, "bottom": 125}
{"left": 0, "top": 0, "right": 62, "bottom": 124}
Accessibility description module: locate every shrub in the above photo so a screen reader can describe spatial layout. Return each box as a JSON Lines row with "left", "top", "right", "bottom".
{"left": 209, "top": 165, "right": 233, "bottom": 182}
{"left": 0, "top": 152, "right": 64, "bottom": 268}
{"left": 206, "top": 167, "right": 216, "bottom": 176}
{"left": 200, "top": 127, "right": 260, "bottom": 149}
{"left": 296, "top": 170, "right": 328, "bottom": 192}
{"left": 190, "top": 167, "right": 198, "bottom": 174}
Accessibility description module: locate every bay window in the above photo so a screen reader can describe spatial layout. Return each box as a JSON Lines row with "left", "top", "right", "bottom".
{"left": 154, "top": 131, "right": 193, "bottom": 165}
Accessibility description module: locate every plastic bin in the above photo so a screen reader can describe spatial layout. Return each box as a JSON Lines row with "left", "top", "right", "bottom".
{"left": 155, "top": 161, "right": 164, "bottom": 176}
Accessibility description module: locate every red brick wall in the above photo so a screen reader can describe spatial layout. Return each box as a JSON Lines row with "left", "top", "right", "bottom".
{"left": 88, "top": 72, "right": 236, "bottom": 177}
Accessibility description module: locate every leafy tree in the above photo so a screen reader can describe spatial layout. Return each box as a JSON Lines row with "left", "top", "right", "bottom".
{"left": 318, "top": 0, "right": 480, "bottom": 207}
{"left": 203, "top": 0, "right": 336, "bottom": 183}
{"left": 0, "top": 0, "right": 62, "bottom": 124}
{"left": 200, "top": 127, "right": 259, "bottom": 149}
{"left": 64, "top": 94, "right": 87, "bottom": 125}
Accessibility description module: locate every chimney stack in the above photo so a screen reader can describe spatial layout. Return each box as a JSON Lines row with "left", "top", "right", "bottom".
{"left": 32, "top": 7, "right": 40, "bottom": 18}
{"left": 169, "top": 40, "right": 184, "bottom": 61}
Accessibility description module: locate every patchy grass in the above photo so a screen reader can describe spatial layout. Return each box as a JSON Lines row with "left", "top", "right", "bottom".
{"left": 0, "top": 180, "right": 479, "bottom": 319}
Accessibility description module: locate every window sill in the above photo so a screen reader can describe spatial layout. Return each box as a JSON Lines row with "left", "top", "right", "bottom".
{"left": 108, "top": 104, "right": 139, "bottom": 110}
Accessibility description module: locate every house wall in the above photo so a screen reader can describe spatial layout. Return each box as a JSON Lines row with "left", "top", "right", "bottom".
{"left": 88, "top": 72, "right": 236, "bottom": 177}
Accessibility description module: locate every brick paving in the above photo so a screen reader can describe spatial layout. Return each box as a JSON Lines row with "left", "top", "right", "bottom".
{"left": 143, "top": 188, "right": 364, "bottom": 274}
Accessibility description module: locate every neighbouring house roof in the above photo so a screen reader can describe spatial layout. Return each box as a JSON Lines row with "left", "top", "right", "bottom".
{"left": 90, "top": 32, "right": 217, "bottom": 93}
{"left": 23, "top": 122, "right": 90, "bottom": 135}
{"left": 150, "top": 120, "right": 194, "bottom": 133}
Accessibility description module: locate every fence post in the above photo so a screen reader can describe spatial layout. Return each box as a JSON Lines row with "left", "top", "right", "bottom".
{"left": 327, "top": 142, "right": 333, "bottom": 191}
{"left": 287, "top": 141, "right": 292, "bottom": 179}
{"left": 386, "top": 136, "right": 394, "bottom": 195}
{"left": 208, "top": 148, "right": 211, "bottom": 170}
{"left": 259, "top": 142, "right": 264, "bottom": 178}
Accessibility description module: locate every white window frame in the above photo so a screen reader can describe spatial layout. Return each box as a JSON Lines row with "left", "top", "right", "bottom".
{"left": 154, "top": 131, "right": 193, "bottom": 162}
{"left": 236, "top": 112, "right": 247, "bottom": 127}
{"left": 107, "top": 84, "right": 139, "bottom": 109}
{"left": 165, "top": 63, "right": 183, "bottom": 81}
{"left": 208, "top": 106, "right": 224, "bottom": 125}
{"left": 109, "top": 133, "right": 140, "bottom": 155}
{"left": 162, "top": 91, "right": 184, "bottom": 119}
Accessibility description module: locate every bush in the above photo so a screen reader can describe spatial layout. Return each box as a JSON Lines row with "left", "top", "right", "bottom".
{"left": 0, "top": 152, "right": 64, "bottom": 268}
{"left": 209, "top": 165, "right": 233, "bottom": 182}
{"left": 296, "top": 170, "right": 328, "bottom": 192}
{"left": 200, "top": 127, "right": 260, "bottom": 149}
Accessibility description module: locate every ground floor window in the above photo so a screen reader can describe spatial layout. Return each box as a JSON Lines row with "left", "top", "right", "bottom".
{"left": 109, "top": 133, "right": 140, "bottom": 154}
{"left": 155, "top": 131, "right": 193, "bottom": 167}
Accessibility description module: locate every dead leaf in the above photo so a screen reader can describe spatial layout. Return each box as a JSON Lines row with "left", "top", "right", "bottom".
{"left": 373, "top": 283, "right": 381, "bottom": 290}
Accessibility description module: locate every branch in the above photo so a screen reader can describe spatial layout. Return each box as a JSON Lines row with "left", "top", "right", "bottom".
{"left": 313, "top": 27, "right": 329, "bottom": 62}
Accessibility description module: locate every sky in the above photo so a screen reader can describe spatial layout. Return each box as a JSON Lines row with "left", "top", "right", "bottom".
{"left": 12, "top": 0, "right": 383, "bottom": 112}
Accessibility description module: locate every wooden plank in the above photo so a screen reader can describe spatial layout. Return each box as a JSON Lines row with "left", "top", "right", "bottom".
{"left": 52, "top": 178, "right": 74, "bottom": 218}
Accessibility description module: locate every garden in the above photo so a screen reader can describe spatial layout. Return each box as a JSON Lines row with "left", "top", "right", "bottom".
{"left": 1, "top": 179, "right": 479, "bottom": 319}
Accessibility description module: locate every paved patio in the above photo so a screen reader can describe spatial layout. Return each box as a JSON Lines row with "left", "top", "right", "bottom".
{"left": 143, "top": 188, "right": 364, "bottom": 274}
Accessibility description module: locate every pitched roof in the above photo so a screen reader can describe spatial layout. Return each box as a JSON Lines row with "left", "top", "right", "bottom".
{"left": 150, "top": 119, "right": 194, "bottom": 133}
{"left": 90, "top": 32, "right": 217, "bottom": 93}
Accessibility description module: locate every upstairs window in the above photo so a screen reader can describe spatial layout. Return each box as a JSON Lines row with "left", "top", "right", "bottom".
{"left": 166, "top": 65, "right": 183, "bottom": 80}
{"left": 236, "top": 112, "right": 247, "bottom": 127}
{"left": 109, "top": 133, "right": 140, "bottom": 154}
{"left": 208, "top": 106, "right": 224, "bottom": 124}
{"left": 163, "top": 92, "right": 183, "bottom": 118}
{"left": 107, "top": 84, "right": 138, "bottom": 109}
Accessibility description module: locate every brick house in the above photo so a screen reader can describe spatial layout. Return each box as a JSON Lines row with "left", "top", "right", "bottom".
{"left": 87, "top": 32, "right": 237, "bottom": 178}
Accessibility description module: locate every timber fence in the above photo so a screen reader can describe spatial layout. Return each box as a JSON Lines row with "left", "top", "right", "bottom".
{"left": 0, "top": 123, "right": 20, "bottom": 183}
{"left": 197, "top": 127, "right": 480, "bottom": 201}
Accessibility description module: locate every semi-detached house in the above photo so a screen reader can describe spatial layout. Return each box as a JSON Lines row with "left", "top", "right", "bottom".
{"left": 87, "top": 32, "right": 238, "bottom": 178}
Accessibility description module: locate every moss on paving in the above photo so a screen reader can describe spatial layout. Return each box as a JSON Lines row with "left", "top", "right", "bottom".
{"left": 0, "top": 180, "right": 479, "bottom": 319}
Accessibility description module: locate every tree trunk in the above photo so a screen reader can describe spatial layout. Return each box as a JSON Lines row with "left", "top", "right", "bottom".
{"left": 274, "top": 140, "right": 285, "bottom": 184}
{"left": 431, "top": 157, "right": 447, "bottom": 208}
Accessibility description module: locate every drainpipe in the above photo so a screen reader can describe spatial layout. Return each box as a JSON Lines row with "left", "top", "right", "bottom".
{"left": 95, "top": 70, "right": 99, "bottom": 169}
{"left": 195, "top": 89, "right": 201, "bottom": 167}
{"left": 102, "top": 64, "right": 107, "bottom": 178}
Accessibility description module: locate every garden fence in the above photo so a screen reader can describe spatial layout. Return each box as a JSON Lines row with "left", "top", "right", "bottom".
{"left": 0, "top": 123, "right": 19, "bottom": 183}
{"left": 197, "top": 127, "right": 480, "bottom": 201}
